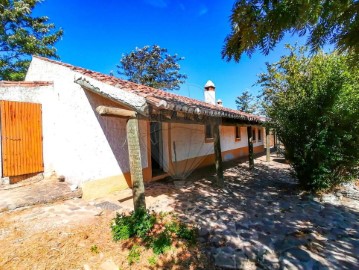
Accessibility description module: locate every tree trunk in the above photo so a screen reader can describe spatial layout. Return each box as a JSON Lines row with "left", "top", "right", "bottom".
{"left": 212, "top": 119, "right": 224, "bottom": 187}
{"left": 266, "top": 128, "right": 270, "bottom": 162}
{"left": 126, "top": 118, "right": 146, "bottom": 210}
{"left": 247, "top": 126, "right": 254, "bottom": 170}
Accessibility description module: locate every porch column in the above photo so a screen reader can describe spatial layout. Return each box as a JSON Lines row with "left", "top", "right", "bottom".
{"left": 126, "top": 118, "right": 146, "bottom": 210}
{"left": 212, "top": 119, "right": 224, "bottom": 187}
{"left": 247, "top": 126, "right": 254, "bottom": 170}
{"left": 266, "top": 128, "right": 270, "bottom": 162}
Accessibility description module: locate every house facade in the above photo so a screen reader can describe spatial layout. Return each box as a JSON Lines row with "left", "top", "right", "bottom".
{"left": 0, "top": 56, "right": 265, "bottom": 199}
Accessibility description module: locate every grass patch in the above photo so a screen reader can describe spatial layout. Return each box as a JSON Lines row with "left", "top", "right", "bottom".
{"left": 111, "top": 209, "right": 198, "bottom": 265}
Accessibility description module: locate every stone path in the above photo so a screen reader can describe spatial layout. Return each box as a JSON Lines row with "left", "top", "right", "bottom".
{"left": 0, "top": 178, "right": 82, "bottom": 212}
{"left": 143, "top": 155, "right": 359, "bottom": 269}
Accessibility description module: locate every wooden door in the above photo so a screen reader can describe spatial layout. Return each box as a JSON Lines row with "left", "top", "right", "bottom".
{"left": 0, "top": 100, "right": 44, "bottom": 180}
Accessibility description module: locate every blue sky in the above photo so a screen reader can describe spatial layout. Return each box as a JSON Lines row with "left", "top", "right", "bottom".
{"left": 34, "top": 0, "right": 307, "bottom": 110}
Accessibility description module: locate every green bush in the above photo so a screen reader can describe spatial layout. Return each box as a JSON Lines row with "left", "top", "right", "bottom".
{"left": 259, "top": 47, "right": 359, "bottom": 191}
{"left": 151, "top": 231, "right": 172, "bottom": 255}
{"left": 111, "top": 208, "right": 156, "bottom": 241}
{"left": 128, "top": 245, "right": 141, "bottom": 265}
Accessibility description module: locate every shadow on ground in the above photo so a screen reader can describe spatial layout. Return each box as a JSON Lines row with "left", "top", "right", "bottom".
{"left": 145, "top": 156, "right": 359, "bottom": 269}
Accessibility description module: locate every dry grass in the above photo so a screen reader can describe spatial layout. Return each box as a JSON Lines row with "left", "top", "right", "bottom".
{"left": 0, "top": 209, "right": 210, "bottom": 270}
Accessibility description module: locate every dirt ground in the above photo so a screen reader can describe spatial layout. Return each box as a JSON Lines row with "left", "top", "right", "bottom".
{"left": 0, "top": 206, "right": 208, "bottom": 270}
{"left": 1, "top": 155, "right": 358, "bottom": 270}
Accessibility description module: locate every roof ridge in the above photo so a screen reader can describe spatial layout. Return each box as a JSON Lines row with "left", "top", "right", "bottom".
{"left": 32, "top": 56, "right": 261, "bottom": 121}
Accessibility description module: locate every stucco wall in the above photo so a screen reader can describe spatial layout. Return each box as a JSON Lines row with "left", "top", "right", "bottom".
{"left": 169, "top": 123, "right": 264, "bottom": 163}
{"left": 0, "top": 84, "right": 57, "bottom": 178}
{"left": 23, "top": 57, "right": 148, "bottom": 186}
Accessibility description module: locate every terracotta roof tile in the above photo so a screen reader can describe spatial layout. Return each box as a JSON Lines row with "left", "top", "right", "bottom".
{"left": 33, "top": 56, "right": 261, "bottom": 122}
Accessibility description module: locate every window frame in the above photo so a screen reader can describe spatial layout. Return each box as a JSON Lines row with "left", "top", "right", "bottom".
{"left": 235, "top": 126, "right": 241, "bottom": 141}
{"left": 258, "top": 128, "right": 262, "bottom": 142}
{"left": 252, "top": 127, "right": 256, "bottom": 142}
{"left": 205, "top": 123, "right": 214, "bottom": 143}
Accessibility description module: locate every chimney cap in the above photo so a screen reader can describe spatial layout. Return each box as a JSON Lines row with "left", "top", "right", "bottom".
{"left": 217, "top": 99, "right": 222, "bottom": 103}
{"left": 204, "top": 80, "right": 215, "bottom": 89}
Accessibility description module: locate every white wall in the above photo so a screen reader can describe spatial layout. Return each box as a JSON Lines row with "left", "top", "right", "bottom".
{"left": 21, "top": 57, "right": 148, "bottom": 186}
{"left": 170, "top": 123, "right": 264, "bottom": 162}
{"left": 0, "top": 84, "right": 57, "bottom": 178}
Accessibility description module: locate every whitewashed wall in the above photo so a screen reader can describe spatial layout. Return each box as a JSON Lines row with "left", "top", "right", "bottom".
{"left": 22, "top": 57, "right": 148, "bottom": 186}
{"left": 0, "top": 84, "right": 56, "bottom": 178}
{"left": 169, "top": 123, "right": 264, "bottom": 162}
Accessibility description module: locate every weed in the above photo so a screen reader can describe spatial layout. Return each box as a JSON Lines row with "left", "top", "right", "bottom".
{"left": 148, "top": 255, "right": 158, "bottom": 266}
{"left": 111, "top": 208, "right": 156, "bottom": 241}
{"left": 152, "top": 231, "right": 172, "bottom": 254}
{"left": 128, "top": 245, "right": 141, "bottom": 265}
{"left": 90, "top": 245, "right": 99, "bottom": 254}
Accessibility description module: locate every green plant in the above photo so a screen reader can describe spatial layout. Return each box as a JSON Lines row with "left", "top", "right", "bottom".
{"left": 148, "top": 255, "right": 158, "bottom": 266}
{"left": 111, "top": 208, "right": 156, "bottom": 241}
{"left": 90, "top": 245, "right": 99, "bottom": 254}
{"left": 176, "top": 223, "right": 197, "bottom": 245}
{"left": 151, "top": 231, "right": 172, "bottom": 255}
{"left": 128, "top": 245, "right": 141, "bottom": 265}
{"left": 259, "top": 47, "right": 359, "bottom": 191}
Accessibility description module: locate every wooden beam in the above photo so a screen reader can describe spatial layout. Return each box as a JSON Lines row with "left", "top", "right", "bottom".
{"left": 247, "top": 126, "right": 254, "bottom": 170}
{"left": 126, "top": 118, "right": 146, "bottom": 210}
{"left": 96, "top": 106, "right": 137, "bottom": 118}
{"left": 212, "top": 119, "right": 224, "bottom": 187}
{"left": 266, "top": 128, "right": 270, "bottom": 162}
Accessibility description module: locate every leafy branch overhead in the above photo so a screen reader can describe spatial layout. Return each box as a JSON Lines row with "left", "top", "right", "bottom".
{"left": 222, "top": 0, "right": 359, "bottom": 62}
{"left": 0, "top": 0, "right": 63, "bottom": 80}
{"left": 117, "top": 45, "right": 187, "bottom": 91}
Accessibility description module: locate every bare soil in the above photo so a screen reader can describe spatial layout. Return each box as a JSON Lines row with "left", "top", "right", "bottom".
{"left": 0, "top": 208, "right": 210, "bottom": 270}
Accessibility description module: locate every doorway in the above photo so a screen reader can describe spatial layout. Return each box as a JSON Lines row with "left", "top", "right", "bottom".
{"left": 150, "top": 122, "right": 164, "bottom": 177}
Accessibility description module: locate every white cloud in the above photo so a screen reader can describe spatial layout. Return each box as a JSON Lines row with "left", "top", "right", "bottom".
{"left": 198, "top": 6, "right": 208, "bottom": 16}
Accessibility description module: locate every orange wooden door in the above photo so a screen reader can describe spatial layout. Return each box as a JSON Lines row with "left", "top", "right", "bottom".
{"left": 0, "top": 100, "right": 44, "bottom": 177}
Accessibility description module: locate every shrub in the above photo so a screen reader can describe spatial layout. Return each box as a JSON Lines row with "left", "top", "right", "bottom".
{"left": 128, "top": 245, "right": 141, "bottom": 265}
{"left": 151, "top": 231, "right": 172, "bottom": 255}
{"left": 259, "top": 47, "right": 359, "bottom": 191}
{"left": 111, "top": 208, "right": 156, "bottom": 241}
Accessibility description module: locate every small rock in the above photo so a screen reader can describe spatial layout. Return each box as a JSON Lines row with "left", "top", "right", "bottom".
{"left": 70, "top": 184, "right": 78, "bottom": 191}
{"left": 100, "top": 259, "right": 118, "bottom": 270}
{"left": 198, "top": 227, "right": 210, "bottom": 237}
{"left": 58, "top": 175, "right": 65, "bottom": 182}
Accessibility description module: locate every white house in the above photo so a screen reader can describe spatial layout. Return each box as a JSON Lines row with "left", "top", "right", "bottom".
{"left": 0, "top": 56, "right": 265, "bottom": 199}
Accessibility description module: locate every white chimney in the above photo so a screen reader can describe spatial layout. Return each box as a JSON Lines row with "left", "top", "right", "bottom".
{"left": 204, "top": 80, "right": 215, "bottom": 105}
{"left": 217, "top": 99, "right": 223, "bottom": 107}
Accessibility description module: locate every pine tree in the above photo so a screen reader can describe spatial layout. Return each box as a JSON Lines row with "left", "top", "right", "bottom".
{"left": 222, "top": 0, "right": 359, "bottom": 63}
{"left": 235, "top": 90, "right": 256, "bottom": 114}
{"left": 117, "top": 45, "right": 187, "bottom": 91}
{"left": 0, "top": 0, "right": 63, "bottom": 80}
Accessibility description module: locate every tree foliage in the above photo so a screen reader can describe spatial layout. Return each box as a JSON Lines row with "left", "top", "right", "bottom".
{"left": 259, "top": 46, "right": 359, "bottom": 191}
{"left": 117, "top": 45, "right": 187, "bottom": 91}
{"left": 0, "top": 0, "right": 63, "bottom": 80}
{"left": 235, "top": 90, "right": 257, "bottom": 113}
{"left": 222, "top": 0, "right": 359, "bottom": 63}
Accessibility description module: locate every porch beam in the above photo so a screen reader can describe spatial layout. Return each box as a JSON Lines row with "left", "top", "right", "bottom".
{"left": 212, "top": 119, "right": 224, "bottom": 187}
{"left": 266, "top": 128, "right": 271, "bottom": 162}
{"left": 96, "top": 106, "right": 137, "bottom": 118}
{"left": 247, "top": 126, "right": 254, "bottom": 170}
{"left": 126, "top": 118, "right": 146, "bottom": 210}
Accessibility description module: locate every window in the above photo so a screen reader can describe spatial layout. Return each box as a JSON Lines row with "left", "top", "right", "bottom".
{"left": 258, "top": 128, "right": 262, "bottom": 141}
{"left": 235, "top": 126, "right": 241, "bottom": 140}
{"left": 252, "top": 128, "right": 256, "bottom": 141}
{"left": 205, "top": 124, "right": 213, "bottom": 142}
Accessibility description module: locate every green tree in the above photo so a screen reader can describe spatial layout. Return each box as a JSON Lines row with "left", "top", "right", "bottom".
{"left": 222, "top": 0, "right": 359, "bottom": 62}
{"left": 117, "top": 45, "right": 187, "bottom": 91}
{"left": 0, "top": 0, "right": 63, "bottom": 80}
{"left": 258, "top": 46, "right": 359, "bottom": 191}
{"left": 235, "top": 90, "right": 257, "bottom": 113}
